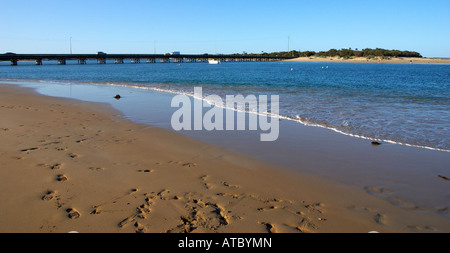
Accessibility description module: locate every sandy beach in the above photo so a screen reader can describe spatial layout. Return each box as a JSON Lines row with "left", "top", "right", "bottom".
{"left": 284, "top": 56, "right": 450, "bottom": 64}
{"left": 0, "top": 83, "right": 449, "bottom": 233}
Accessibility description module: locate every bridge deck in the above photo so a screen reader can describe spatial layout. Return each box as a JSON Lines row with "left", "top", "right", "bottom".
{"left": 0, "top": 53, "right": 293, "bottom": 64}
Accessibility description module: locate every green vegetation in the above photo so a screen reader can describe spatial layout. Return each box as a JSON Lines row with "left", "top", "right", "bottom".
{"left": 240, "top": 48, "right": 423, "bottom": 58}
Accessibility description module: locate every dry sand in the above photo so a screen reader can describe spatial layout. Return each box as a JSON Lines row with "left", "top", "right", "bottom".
{"left": 285, "top": 56, "right": 450, "bottom": 64}
{"left": 0, "top": 83, "right": 449, "bottom": 233}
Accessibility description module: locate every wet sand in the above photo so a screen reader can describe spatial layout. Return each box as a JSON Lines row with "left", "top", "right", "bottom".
{"left": 0, "top": 83, "right": 449, "bottom": 233}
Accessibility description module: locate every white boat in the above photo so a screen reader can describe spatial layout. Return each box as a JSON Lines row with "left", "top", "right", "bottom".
{"left": 208, "top": 59, "right": 220, "bottom": 64}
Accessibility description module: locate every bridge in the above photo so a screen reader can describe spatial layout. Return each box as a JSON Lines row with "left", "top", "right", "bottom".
{"left": 0, "top": 53, "right": 294, "bottom": 65}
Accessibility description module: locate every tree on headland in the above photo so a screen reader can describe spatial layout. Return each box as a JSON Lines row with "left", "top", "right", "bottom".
{"left": 243, "top": 48, "right": 422, "bottom": 58}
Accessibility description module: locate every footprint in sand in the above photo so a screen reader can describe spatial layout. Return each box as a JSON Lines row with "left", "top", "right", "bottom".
{"left": 166, "top": 195, "right": 229, "bottom": 233}
{"left": 258, "top": 222, "right": 277, "bottom": 233}
{"left": 182, "top": 162, "right": 197, "bottom": 167}
{"left": 134, "top": 222, "right": 147, "bottom": 233}
{"left": 294, "top": 218, "right": 318, "bottom": 233}
{"left": 304, "top": 203, "right": 325, "bottom": 214}
{"left": 68, "top": 153, "right": 79, "bottom": 159}
{"left": 41, "top": 189, "right": 65, "bottom": 209}
{"left": 39, "top": 163, "right": 62, "bottom": 170}
{"left": 221, "top": 181, "right": 239, "bottom": 189}
{"left": 41, "top": 190, "right": 57, "bottom": 201}
{"left": 51, "top": 163, "right": 63, "bottom": 170}
{"left": 257, "top": 206, "right": 279, "bottom": 212}
{"left": 66, "top": 208, "right": 81, "bottom": 219}
{"left": 199, "top": 174, "right": 243, "bottom": 191}
{"left": 56, "top": 174, "right": 68, "bottom": 182}
{"left": 117, "top": 195, "right": 153, "bottom": 232}
{"left": 89, "top": 167, "right": 105, "bottom": 171}
{"left": 157, "top": 189, "right": 179, "bottom": 200}
{"left": 200, "top": 175, "right": 212, "bottom": 189}
{"left": 137, "top": 169, "right": 153, "bottom": 173}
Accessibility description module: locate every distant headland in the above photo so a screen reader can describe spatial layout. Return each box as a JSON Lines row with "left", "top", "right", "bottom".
{"left": 253, "top": 48, "right": 423, "bottom": 58}
{"left": 238, "top": 48, "right": 450, "bottom": 64}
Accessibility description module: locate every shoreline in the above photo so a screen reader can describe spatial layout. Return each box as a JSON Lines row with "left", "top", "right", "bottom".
{"left": 284, "top": 56, "right": 450, "bottom": 64}
{"left": 3, "top": 78, "right": 448, "bottom": 153}
{"left": 1, "top": 83, "right": 449, "bottom": 233}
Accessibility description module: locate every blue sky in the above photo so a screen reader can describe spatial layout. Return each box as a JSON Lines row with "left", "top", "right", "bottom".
{"left": 1, "top": 0, "right": 449, "bottom": 57}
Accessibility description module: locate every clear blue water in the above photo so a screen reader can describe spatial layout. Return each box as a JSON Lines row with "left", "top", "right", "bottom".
{"left": 1, "top": 60, "right": 449, "bottom": 151}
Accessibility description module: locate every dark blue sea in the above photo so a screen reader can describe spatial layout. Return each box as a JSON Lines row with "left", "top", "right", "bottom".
{"left": 1, "top": 60, "right": 449, "bottom": 151}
